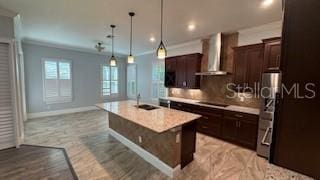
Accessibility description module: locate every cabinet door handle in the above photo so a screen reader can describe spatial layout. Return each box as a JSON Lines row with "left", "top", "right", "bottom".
{"left": 236, "top": 121, "right": 239, "bottom": 127}
{"left": 261, "top": 127, "right": 272, "bottom": 146}
{"left": 202, "top": 125, "right": 209, "bottom": 129}
{"left": 235, "top": 114, "right": 243, "bottom": 118}
{"left": 239, "top": 121, "right": 241, "bottom": 128}
{"left": 203, "top": 116, "right": 209, "bottom": 120}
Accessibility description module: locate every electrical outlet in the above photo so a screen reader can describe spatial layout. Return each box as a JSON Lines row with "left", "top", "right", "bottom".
{"left": 176, "top": 133, "right": 180, "bottom": 143}
{"left": 240, "top": 96, "right": 245, "bottom": 102}
{"left": 138, "top": 136, "right": 142, "bottom": 143}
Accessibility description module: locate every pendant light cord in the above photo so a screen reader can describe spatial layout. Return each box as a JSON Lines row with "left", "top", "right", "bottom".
{"left": 160, "top": 0, "right": 163, "bottom": 42}
{"left": 130, "top": 15, "right": 133, "bottom": 55}
{"left": 112, "top": 27, "right": 114, "bottom": 56}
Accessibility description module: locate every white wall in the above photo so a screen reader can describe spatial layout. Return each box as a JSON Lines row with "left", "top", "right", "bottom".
{"left": 166, "top": 40, "right": 202, "bottom": 57}
{"left": 238, "top": 21, "right": 282, "bottom": 46}
{"left": 0, "top": 6, "right": 16, "bottom": 38}
{"left": 0, "top": 15, "right": 14, "bottom": 38}
{"left": 23, "top": 42, "right": 127, "bottom": 114}
{"left": 135, "top": 53, "right": 154, "bottom": 104}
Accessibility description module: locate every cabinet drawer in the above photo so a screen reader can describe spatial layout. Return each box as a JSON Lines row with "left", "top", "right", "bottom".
{"left": 197, "top": 114, "right": 222, "bottom": 127}
{"left": 224, "top": 111, "right": 258, "bottom": 123}
{"left": 170, "top": 101, "right": 193, "bottom": 112}
{"left": 197, "top": 121, "right": 221, "bottom": 138}
{"left": 193, "top": 108, "right": 223, "bottom": 119}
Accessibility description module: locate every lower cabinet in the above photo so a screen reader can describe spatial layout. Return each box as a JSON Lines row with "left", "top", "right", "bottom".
{"left": 237, "top": 119, "right": 259, "bottom": 149}
{"left": 194, "top": 109, "right": 223, "bottom": 138}
{"left": 223, "top": 111, "right": 258, "bottom": 150}
{"left": 164, "top": 100, "right": 259, "bottom": 150}
{"left": 222, "top": 116, "right": 238, "bottom": 141}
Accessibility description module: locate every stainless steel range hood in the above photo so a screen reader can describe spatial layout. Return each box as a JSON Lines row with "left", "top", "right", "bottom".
{"left": 195, "top": 33, "right": 228, "bottom": 76}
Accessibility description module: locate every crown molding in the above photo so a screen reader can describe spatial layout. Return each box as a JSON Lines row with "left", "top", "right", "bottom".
{"left": 238, "top": 21, "right": 282, "bottom": 35}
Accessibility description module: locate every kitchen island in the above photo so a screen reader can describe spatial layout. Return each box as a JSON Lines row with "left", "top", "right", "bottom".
{"left": 96, "top": 100, "right": 201, "bottom": 177}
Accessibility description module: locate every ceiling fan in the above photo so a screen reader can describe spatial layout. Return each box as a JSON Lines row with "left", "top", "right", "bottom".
{"left": 95, "top": 42, "right": 106, "bottom": 52}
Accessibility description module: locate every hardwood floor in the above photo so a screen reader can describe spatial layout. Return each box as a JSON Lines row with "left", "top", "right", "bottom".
{"left": 22, "top": 110, "right": 313, "bottom": 180}
{"left": 0, "top": 145, "right": 77, "bottom": 180}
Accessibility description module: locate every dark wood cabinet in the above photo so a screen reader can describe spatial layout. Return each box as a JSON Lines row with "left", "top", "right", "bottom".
{"left": 164, "top": 57, "right": 177, "bottom": 87}
{"left": 194, "top": 107, "right": 223, "bottom": 138}
{"left": 233, "top": 44, "right": 264, "bottom": 91}
{"left": 185, "top": 54, "right": 202, "bottom": 89}
{"left": 233, "top": 48, "right": 248, "bottom": 88}
{"left": 271, "top": 0, "right": 320, "bottom": 178}
{"left": 167, "top": 100, "right": 259, "bottom": 150}
{"left": 170, "top": 101, "right": 194, "bottom": 112}
{"left": 223, "top": 111, "right": 258, "bottom": 150}
{"left": 237, "top": 119, "right": 258, "bottom": 148}
{"left": 165, "top": 53, "right": 202, "bottom": 89}
{"left": 262, "top": 37, "right": 281, "bottom": 70}
{"left": 176, "top": 57, "right": 186, "bottom": 88}
{"left": 222, "top": 116, "right": 238, "bottom": 141}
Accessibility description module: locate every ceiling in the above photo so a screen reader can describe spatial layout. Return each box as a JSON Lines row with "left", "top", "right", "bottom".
{"left": 0, "top": 0, "right": 282, "bottom": 55}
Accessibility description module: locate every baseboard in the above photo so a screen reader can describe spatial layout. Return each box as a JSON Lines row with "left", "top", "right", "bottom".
{"left": 107, "top": 128, "right": 181, "bottom": 178}
{"left": 27, "top": 106, "right": 99, "bottom": 119}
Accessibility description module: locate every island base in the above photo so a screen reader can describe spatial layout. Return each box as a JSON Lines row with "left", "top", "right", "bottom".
{"left": 108, "top": 113, "right": 197, "bottom": 177}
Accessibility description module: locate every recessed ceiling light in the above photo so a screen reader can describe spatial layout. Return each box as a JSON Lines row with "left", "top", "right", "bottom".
{"left": 261, "top": 0, "right": 274, "bottom": 8}
{"left": 150, "top": 37, "right": 156, "bottom": 42}
{"left": 188, "top": 24, "right": 196, "bottom": 31}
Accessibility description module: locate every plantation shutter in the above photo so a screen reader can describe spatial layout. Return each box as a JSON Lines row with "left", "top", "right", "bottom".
{"left": 43, "top": 59, "right": 72, "bottom": 104}
{"left": 0, "top": 43, "right": 16, "bottom": 150}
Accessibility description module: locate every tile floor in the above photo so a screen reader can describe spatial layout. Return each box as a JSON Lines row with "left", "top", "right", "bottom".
{"left": 0, "top": 145, "right": 76, "bottom": 179}
{"left": 24, "top": 110, "right": 313, "bottom": 180}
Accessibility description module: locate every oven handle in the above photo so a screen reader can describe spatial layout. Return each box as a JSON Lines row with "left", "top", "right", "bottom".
{"left": 261, "top": 127, "right": 272, "bottom": 146}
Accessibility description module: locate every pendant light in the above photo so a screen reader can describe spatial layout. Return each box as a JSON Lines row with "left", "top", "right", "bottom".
{"left": 156, "top": 0, "right": 167, "bottom": 59}
{"left": 128, "top": 12, "right": 135, "bottom": 64}
{"left": 109, "top": 25, "right": 117, "bottom": 66}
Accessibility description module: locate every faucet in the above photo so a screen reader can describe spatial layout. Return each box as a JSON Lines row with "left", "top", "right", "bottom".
{"left": 137, "top": 93, "right": 141, "bottom": 107}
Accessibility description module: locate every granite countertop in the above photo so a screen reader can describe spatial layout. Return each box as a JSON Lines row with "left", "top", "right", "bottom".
{"left": 160, "top": 97, "right": 260, "bottom": 115}
{"left": 96, "top": 100, "right": 201, "bottom": 133}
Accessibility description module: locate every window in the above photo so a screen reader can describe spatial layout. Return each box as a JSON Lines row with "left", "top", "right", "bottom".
{"left": 42, "top": 58, "right": 72, "bottom": 104}
{"left": 152, "top": 61, "right": 166, "bottom": 99}
{"left": 127, "top": 64, "right": 137, "bottom": 99}
{"left": 102, "top": 65, "right": 118, "bottom": 96}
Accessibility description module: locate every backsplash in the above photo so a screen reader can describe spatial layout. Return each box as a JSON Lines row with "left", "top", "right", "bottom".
{"left": 169, "top": 75, "right": 260, "bottom": 108}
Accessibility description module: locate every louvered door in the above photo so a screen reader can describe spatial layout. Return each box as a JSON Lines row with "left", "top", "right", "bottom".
{"left": 0, "top": 42, "right": 16, "bottom": 150}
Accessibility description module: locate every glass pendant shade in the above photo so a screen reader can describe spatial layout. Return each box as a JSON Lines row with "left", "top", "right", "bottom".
{"left": 109, "top": 55, "right": 117, "bottom": 66}
{"left": 108, "top": 25, "right": 117, "bottom": 66}
{"left": 157, "top": 0, "right": 167, "bottom": 59}
{"left": 157, "top": 41, "right": 167, "bottom": 59}
{"left": 128, "top": 12, "right": 135, "bottom": 64}
{"left": 127, "top": 55, "right": 134, "bottom": 64}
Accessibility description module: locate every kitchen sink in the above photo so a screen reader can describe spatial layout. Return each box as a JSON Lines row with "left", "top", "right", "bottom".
{"left": 135, "top": 104, "right": 159, "bottom": 111}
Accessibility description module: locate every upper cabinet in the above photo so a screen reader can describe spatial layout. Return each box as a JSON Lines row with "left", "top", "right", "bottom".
{"left": 165, "top": 53, "right": 202, "bottom": 89}
{"left": 233, "top": 44, "right": 265, "bottom": 90}
{"left": 262, "top": 37, "right": 281, "bottom": 70}
{"left": 164, "top": 56, "right": 177, "bottom": 87}
{"left": 233, "top": 37, "right": 281, "bottom": 91}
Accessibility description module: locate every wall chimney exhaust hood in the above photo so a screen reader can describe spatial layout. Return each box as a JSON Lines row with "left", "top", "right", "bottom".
{"left": 195, "top": 33, "right": 228, "bottom": 76}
